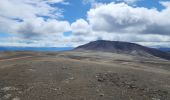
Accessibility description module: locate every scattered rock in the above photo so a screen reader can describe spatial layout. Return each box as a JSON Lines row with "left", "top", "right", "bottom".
{"left": 62, "top": 66, "right": 67, "bottom": 70}
{"left": 96, "top": 72, "right": 168, "bottom": 99}
{"left": 1, "top": 87, "right": 18, "bottom": 92}
{"left": 96, "top": 89, "right": 100, "bottom": 93}
{"left": 99, "top": 93, "right": 104, "bottom": 97}
{"left": 28, "top": 68, "right": 36, "bottom": 72}
{"left": 57, "top": 91, "right": 64, "bottom": 95}
{"left": 97, "top": 78, "right": 105, "bottom": 82}
{"left": 3, "top": 94, "right": 12, "bottom": 99}
{"left": 69, "top": 77, "right": 74, "bottom": 80}
{"left": 152, "top": 98, "right": 160, "bottom": 100}
{"left": 12, "top": 97, "right": 20, "bottom": 100}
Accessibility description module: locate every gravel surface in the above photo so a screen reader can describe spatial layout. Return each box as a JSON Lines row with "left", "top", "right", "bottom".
{"left": 0, "top": 51, "right": 169, "bottom": 100}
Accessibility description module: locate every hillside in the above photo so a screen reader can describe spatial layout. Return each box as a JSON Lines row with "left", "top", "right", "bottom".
{"left": 0, "top": 51, "right": 170, "bottom": 100}
{"left": 75, "top": 40, "right": 170, "bottom": 60}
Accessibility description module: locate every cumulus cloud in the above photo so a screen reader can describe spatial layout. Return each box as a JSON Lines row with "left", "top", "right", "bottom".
{"left": 0, "top": 0, "right": 73, "bottom": 47}
{"left": 160, "top": 1, "right": 170, "bottom": 8}
{"left": 87, "top": 2, "right": 170, "bottom": 35}
{"left": 1, "top": 0, "right": 170, "bottom": 47}
{"left": 70, "top": 1, "right": 170, "bottom": 47}
{"left": 0, "top": 0, "right": 64, "bottom": 19}
{"left": 83, "top": 0, "right": 141, "bottom": 5}
{"left": 17, "top": 18, "right": 70, "bottom": 38}
{"left": 116, "top": 0, "right": 141, "bottom": 4}
{"left": 0, "top": 0, "right": 70, "bottom": 38}
{"left": 71, "top": 19, "right": 91, "bottom": 35}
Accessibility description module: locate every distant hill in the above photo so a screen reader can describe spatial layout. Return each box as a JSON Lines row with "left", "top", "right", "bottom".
{"left": 0, "top": 46, "right": 73, "bottom": 52}
{"left": 158, "top": 48, "right": 170, "bottom": 52}
{"left": 75, "top": 40, "right": 170, "bottom": 60}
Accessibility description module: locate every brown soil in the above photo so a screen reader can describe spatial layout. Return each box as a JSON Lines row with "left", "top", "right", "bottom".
{"left": 0, "top": 51, "right": 169, "bottom": 100}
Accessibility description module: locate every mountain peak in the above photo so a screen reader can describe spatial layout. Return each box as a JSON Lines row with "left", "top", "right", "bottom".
{"left": 75, "top": 40, "right": 170, "bottom": 60}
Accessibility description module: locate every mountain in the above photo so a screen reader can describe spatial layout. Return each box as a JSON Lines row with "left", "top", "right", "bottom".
{"left": 75, "top": 40, "right": 170, "bottom": 60}
{"left": 158, "top": 48, "right": 170, "bottom": 52}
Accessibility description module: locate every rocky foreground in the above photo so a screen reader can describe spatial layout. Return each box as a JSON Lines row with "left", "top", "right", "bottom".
{"left": 0, "top": 51, "right": 170, "bottom": 100}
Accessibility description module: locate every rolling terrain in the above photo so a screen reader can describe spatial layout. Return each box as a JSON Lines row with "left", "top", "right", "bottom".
{"left": 75, "top": 40, "right": 170, "bottom": 60}
{"left": 0, "top": 50, "right": 169, "bottom": 100}
{"left": 0, "top": 41, "right": 170, "bottom": 100}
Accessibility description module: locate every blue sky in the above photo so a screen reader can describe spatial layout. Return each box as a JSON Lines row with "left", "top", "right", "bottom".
{"left": 0, "top": 0, "right": 170, "bottom": 47}
{"left": 56, "top": 0, "right": 167, "bottom": 22}
{"left": 56, "top": 0, "right": 91, "bottom": 23}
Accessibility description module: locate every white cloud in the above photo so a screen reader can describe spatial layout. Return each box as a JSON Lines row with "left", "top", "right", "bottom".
{"left": 116, "top": 0, "right": 140, "bottom": 4}
{"left": 83, "top": 0, "right": 141, "bottom": 6}
{"left": 0, "top": 0, "right": 63, "bottom": 19}
{"left": 45, "top": 0, "right": 64, "bottom": 3}
{"left": 17, "top": 18, "right": 70, "bottom": 38}
{"left": 0, "top": 0, "right": 73, "bottom": 47}
{"left": 0, "top": 0, "right": 71, "bottom": 38}
{"left": 70, "top": 2, "right": 170, "bottom": 47}
{"left": 87, "top": 2, "right": 170, "bottom": 35}
{"left": 160, "top": 1, "right": 170, "bottom": 8}
{"left": 1, "top": 0, "right": 170, "bottom": 48}
{"left": 71, "top": 19, "right": 91, "bottom": 35}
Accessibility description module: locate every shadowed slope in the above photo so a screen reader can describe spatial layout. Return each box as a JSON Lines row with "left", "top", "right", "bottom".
{"left": 75, "top": 40, "right": 170, "bottom": 60}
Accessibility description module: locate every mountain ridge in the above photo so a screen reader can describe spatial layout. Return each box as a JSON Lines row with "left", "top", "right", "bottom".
{"left": 75, "top": 40, "right": 170, "bottom": 60}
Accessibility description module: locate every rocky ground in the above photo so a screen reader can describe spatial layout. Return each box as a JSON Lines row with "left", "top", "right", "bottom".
{"left": 0, "top": 51, "right": 169, "bottom": 100}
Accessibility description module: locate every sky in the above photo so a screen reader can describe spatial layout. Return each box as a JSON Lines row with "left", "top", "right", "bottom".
{"left": 0, "top": 0, "right": 170, "bottom": 47}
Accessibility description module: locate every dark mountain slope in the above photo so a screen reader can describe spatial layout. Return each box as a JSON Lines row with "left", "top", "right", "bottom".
{"left": 75, "top": 40, "right": 170, "bottom": 60}
{"left": 159, "top": 48, "right": 170, "bottom": 52}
